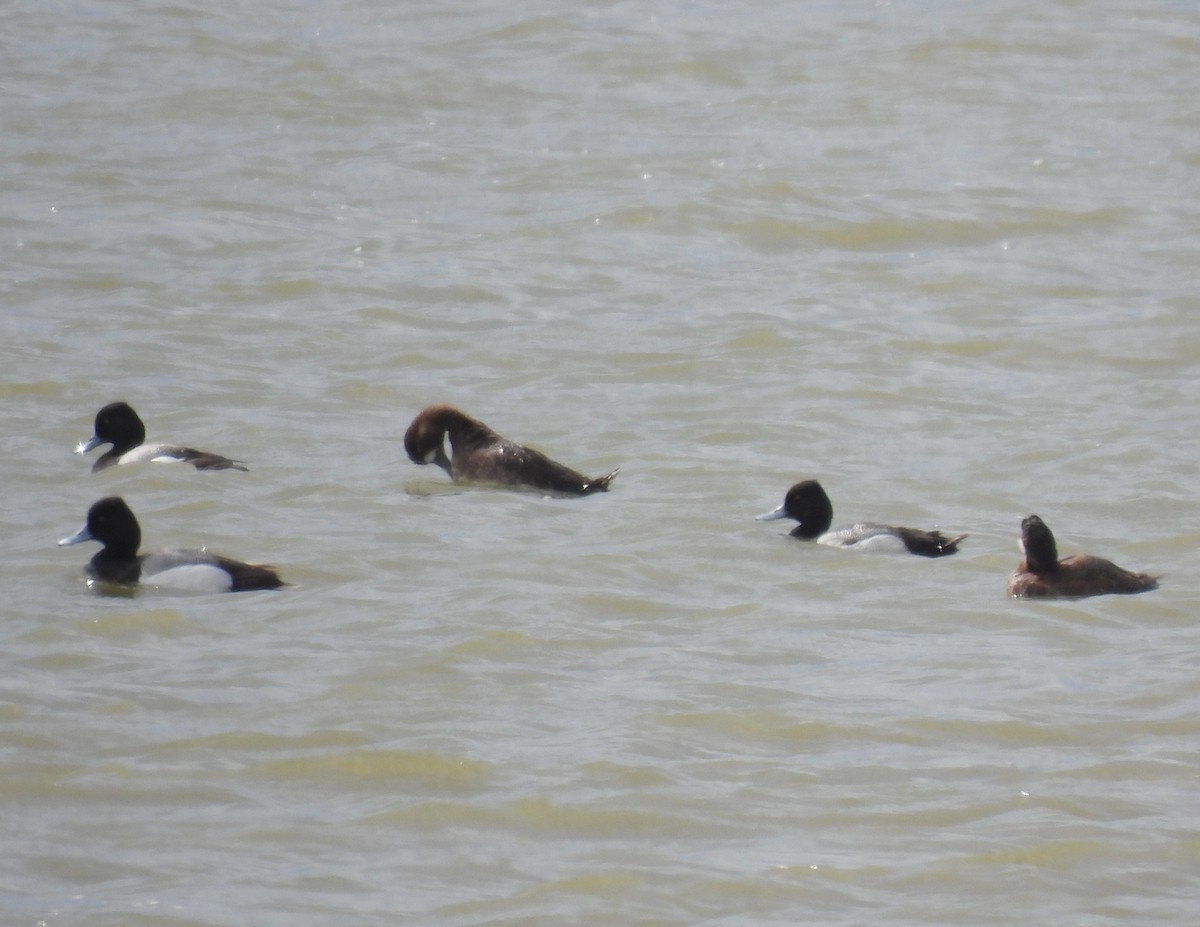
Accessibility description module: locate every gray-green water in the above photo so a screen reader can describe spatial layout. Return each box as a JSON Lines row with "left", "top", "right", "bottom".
{"left": 4, "top": 1, "right": 1199, "bottom": 924}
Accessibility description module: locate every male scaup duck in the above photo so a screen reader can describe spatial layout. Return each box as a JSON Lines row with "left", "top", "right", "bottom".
{"left": 404, "top": 404, "right": 619, "bottom": 496}
{"left": 76, "top": 401, "right": 248, "bottom": 472}
{"left": 757, "top": 479, "right": 966, "bottom": 557}
{"left": 59, "top": 496, "right": 283, "bottom": 593}
{"left": 1007, "top": 514, "right": 1158, "bottom": 599}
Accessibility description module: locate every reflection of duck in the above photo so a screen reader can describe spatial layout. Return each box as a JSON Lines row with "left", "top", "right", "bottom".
{"left": 1007, "top": 515, "right": 1158, "bottom": 598}
{"left": 404, "top": 404, "right": 618, "bottom": 496}
{"left": 757, "top": 479, "right": 965, "bottom": 557}
{"left": 76, "top": 402, "right": 247, "bottom": 472}
{"left": 59, "top": 497, "right": 283, "bottom": 593}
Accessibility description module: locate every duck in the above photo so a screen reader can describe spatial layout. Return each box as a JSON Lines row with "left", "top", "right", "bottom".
{"left": 404, "top": 404, "right": 618, "bottom": 496}
{"left": 76, "top": 401, "right": 248, "bottom": 472}
{"left": 756, "top": 479, "right": 965, "bottom": 557}
{"left": 1007, "top": 514, "right": 1158, "bottom": 598}
{"left": 59, "top": 496, "right": 283, "bottom": 592}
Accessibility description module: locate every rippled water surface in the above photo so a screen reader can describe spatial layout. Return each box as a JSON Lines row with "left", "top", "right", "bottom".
{"left": 3, "top": 1, "right": 1199, "bottom": 924}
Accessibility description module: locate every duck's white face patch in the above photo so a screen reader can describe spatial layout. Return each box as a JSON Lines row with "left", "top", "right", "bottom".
{"left": 423, "top": 448, "right": 440, "bottom": 463}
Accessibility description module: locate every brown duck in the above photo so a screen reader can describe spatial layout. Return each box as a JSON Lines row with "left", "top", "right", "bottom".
{"left": 1007, "top": 515, "right": 1158, "bottom": 598}
{"left": 404, "top": 404, "right": 618, "bottom": 496}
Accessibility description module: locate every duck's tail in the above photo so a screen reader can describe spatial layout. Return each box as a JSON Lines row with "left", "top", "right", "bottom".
{"left": 899, "top": 528, "right": 967, "bottom": 558}
{"left": 939, "top": 533, "right": 968, "bottom": 556}
{"left": 218, "top": 557, "right": 286, "bottom": 591}
{"left": 582, "top": 467, "right": 620, "bottom": 495}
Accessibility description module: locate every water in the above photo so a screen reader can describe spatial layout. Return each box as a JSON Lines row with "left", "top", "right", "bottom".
{"left": 3, "top": 1, "right": 1198, "bottom": 924}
